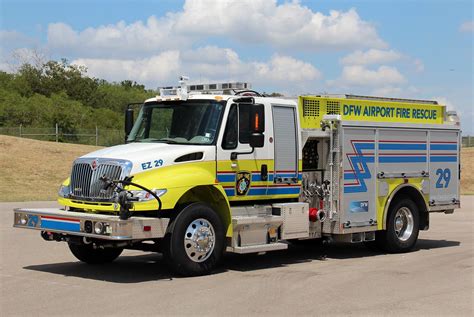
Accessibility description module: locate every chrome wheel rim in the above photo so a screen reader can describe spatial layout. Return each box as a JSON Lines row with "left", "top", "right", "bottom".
{"left": 184, "top": 218, "right": 215, "bottom": 263}
{"left": 394, "top": 207, "right": 414, "bottom": 242}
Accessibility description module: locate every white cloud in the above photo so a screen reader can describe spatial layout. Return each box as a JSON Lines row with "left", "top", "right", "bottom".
{"left": 72, "top": 51, "right": 181, "bottom": 83}
{"left": 459, "top": 20, "right": 474, "bottom": 32}
{"left": 175, "top": 1, "right": 386, "bottom": 50}
{"left": 0, "top": 30, "right": 42, "bottom": 71}
{"left": 254, "top": 55, "right": 322, "bottom": 82}
{"left": 72, "top": 47, "right": 322, "bottom": 90}
{"left": 341, "top": 49, "right": 401, "bottom": 65}
{"left": 47, "top": 16, "right": 187, "bottom": 59}
{"left": 181, "top": 46, "right": 249, "bottom": 79}
{"left": 329, "top": 65, "right": 405, "bottom": 88}
{"left": 0, "top": 30, "right": 37, "bottom": 51}
{"left": 47, "top": 0, "right": 386, "bottom": 58}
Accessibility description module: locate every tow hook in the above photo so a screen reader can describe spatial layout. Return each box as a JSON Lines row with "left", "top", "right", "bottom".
{"left": 40, "top": 231, "right": 66, "bottom": 242}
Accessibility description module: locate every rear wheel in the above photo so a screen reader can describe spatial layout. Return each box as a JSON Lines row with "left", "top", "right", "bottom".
{"left": 376, "top": 196, "right": 420, "bottom": 253}
{"left": 68, "top": 243, "right": 123, "bottom": 264}
{"left": 162, "top": 203, "right": 225, "bottom": 276}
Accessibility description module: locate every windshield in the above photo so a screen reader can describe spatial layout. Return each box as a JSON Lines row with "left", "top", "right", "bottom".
{"left": 127, "top": 100, "right": 225, "bottom": 145}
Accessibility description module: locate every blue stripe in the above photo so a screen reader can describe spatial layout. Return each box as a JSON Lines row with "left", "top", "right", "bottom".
{"left": 430, "top": 156, "right": 457, "bottom": 162}
{"left": 41, "top": 220, "right": 80, "bottom": 232}
{"left": 430, "top": 144, "right": 457, "bottom": 151}
{"left": 344, "top": 173, "right": 357, "bottom": 180}
{"left": 225, "top": 186, "right": 300, "bottom": 197}
{"left": 266, "top": 187, "right": 300, "bottom": 195}
{"left": 356, "top": 143, "right": 375, "bottom": 150}
{"left": 252, "top": 174, "right": 275, "bottom": 182}
{"left": 248, "top": 188, "right": 267, "bottom": 195}
{"left": 219, "top": 173, "right": 302, "bottom": 183}
{"left": 379, "top": 156, "right": 427, "bottom": 163}
{"left": 217, "top": 175, "right": 235, "bottom": 182}
{"left": 345, "top": 186, "right": 366, "bottom": 194}
{"left": 352, "top": 156, "right": 375, "bottom": 163}
{"left": 379, "top": 143, "right": 426, "bottom": 150}
{"left": 224, "top": 189, "right": 234, "bottom": 196}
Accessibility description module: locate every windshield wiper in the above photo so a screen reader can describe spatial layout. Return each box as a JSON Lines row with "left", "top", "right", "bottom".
{"left": 157, "top": 138, "right": 180, "bottom": 144}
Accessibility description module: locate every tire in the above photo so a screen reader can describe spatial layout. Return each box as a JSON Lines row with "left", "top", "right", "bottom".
{"left": 68, "top": 243, "right": 123, "bottom": 264}
{"left": 162, "top": 203, "right": 225, "bottom": 276}
{"left": 376, "top": 196, "right": 420, "bottom": 253}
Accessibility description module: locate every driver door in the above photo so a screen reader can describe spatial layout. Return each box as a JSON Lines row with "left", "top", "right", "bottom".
{"left": 216, "top": 101, "right": 271, "bottom": 201}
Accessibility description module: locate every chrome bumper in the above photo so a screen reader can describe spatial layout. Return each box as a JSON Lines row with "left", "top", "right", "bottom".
{"left": 13, "top": 208, "right": 169, "bottom": 240}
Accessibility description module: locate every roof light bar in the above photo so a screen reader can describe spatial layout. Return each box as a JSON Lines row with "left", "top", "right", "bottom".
{"left": 188, "top": 82, "right": 252, "bottom": 92}
{"left": 157, "top": 77, "right": 253, "bottom": 100}
{"left": 158, "top": 75, "right": 189, "bottom": 101}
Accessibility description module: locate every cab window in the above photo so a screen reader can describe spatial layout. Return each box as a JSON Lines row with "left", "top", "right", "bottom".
{"left": 222, "top": 104, "right": 238, "bottom": 149}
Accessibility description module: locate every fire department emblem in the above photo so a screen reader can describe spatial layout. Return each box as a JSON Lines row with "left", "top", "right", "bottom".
{"left": 236, "top": 171, "right": 251, "bottom": 196}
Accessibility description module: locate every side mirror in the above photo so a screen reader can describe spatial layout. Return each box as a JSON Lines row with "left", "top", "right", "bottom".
{"left": 249, "top": 133, "right": 264, "bottom": 148}
{"left": 125, "top": 107, "right": 134, "bottom": 138}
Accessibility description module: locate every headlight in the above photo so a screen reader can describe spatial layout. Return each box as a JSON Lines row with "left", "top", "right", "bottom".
{"left": 129, "top": 189, "right": 167, "bottom": 201}
{"left": 58, "top": 184, "right": 70, "bottom": 198}
{"left": 19, "top": 214, "right": 28, "bottom": 225}
{"left": 94, "top": 222, "right": 105, "bottom": 234}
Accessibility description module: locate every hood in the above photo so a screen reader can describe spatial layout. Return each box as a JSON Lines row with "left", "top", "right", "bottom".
{"left": 81, "top": 142, "right": 215, "bottom": 174}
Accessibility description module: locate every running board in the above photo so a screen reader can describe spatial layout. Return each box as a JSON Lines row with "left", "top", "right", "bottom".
{"left": 227, "top": 242, "right": 288, "bottom": 254}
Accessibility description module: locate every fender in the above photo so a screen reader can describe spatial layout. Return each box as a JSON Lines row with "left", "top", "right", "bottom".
{"left": 59, "top": 161, "right": 222, "bottom": 212}
{"left": 381, "top": 183, "right": 429, "bottom": 230}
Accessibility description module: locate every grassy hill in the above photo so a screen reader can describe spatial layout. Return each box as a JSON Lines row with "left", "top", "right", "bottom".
{"left": 0, "top": 135, "right": 102, "bottom": 201}
{"left": 0, "top": 135, "right": 472, "bottom": 202}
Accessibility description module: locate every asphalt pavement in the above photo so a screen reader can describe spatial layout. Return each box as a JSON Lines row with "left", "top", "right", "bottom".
{"left": 1, "top": 197, "right": 473, "bottom": 316}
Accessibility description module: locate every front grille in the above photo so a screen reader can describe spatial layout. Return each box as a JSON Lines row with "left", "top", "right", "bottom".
{"left": 70, "top": 162, "right": 123, "bottom": 200}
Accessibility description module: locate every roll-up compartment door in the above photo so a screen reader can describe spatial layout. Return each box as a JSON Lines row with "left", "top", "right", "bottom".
{"left": 272, "top": 105, "right": 298, "bottom": 182}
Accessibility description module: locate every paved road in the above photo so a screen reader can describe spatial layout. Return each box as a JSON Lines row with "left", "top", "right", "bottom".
{"left": 1, "top": 198, "right": 473, "bottom": 316}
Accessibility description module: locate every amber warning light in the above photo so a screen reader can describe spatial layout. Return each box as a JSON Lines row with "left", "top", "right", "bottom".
{"left": 254, "top": 113, "right": 260, "bottom": 131}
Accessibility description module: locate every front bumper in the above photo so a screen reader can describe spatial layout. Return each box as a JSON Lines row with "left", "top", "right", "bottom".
{"left": 13, "top": 208, "right": 169, "bottom": 240}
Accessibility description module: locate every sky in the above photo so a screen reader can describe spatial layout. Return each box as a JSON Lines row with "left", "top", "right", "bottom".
{"left": 0, "top": 0, "right": 473, "bottom": 132}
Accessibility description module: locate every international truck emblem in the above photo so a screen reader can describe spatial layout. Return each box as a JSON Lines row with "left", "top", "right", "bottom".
{"left": 236, "top": 171, "right": 251, "bottom": 196}
{"left": 91, "top": 160, "right": 98, "bottom": 170}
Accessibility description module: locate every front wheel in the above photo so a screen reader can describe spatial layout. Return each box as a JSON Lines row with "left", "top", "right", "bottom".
{"left": 68, "top": 243, "right": 123, "bottom": 264}
{"left": 376, "top": 196, "right": 420, "bottom": 253}
{"left": 162, "top": 203, "right": 225, "bottom": 276}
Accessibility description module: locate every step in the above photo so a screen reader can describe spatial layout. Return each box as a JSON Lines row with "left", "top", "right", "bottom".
{"left": 227, "top": 242, "right": 288, "bottom": 254}
{"left": 232, "top": 215, "right": 283, "bottom": 226}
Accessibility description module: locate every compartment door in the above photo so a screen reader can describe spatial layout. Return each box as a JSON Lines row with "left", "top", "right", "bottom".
{"left": 342, "top": 128, "right": 377, "bottom": 226}
{"left": 272, "top": 105, "right": 299, "bottom": 184}
{"left": 429, "top": 131, "right": 460, "bottom": 204}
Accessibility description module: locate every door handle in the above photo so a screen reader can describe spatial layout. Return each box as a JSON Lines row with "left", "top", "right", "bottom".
{"left": 261, "top": 164, "right": 268, "bottom": 181}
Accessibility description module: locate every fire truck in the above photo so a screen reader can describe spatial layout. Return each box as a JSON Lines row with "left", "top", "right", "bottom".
{"left": 14, "top": 77, "right": 461, "bottom": 276}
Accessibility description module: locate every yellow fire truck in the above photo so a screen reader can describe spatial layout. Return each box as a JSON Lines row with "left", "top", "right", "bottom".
{"left": 14, "top": 77, "right": 461, "bottom": 276}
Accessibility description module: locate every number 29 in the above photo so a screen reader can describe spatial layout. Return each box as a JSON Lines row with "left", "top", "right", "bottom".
{"left": 435, "top": 168, "right": 451, "bottom": 188}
